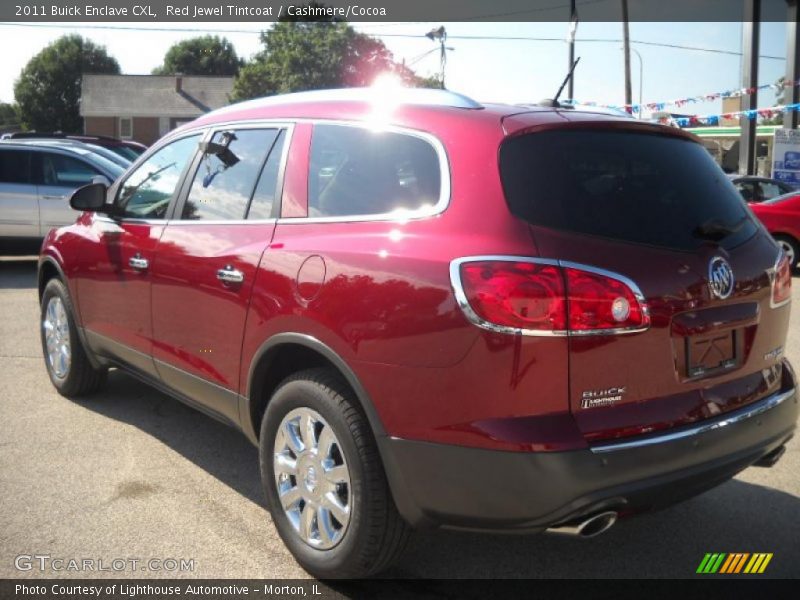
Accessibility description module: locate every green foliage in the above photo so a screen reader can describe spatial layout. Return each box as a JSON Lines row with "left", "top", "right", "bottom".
{"left": 152, "top": 36, "right": 243, "bottom": 76}
{"left": 0, "top": 103, "right": 20, "bottom": 129}
{"left": 232, "top": 19, "right": 441, "bottom": 101}
{"left": 14, "top": 34, "right": 120, "bottom": 133}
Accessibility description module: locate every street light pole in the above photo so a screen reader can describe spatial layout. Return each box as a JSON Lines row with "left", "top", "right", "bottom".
{"left": 621, "top": 0, "right": 633, "bottom": 111}
{"left": 630, "top": 47, "right": 643, "bottom": 118}
{"left": 567, "top": 0, "right": 577, "bottom": 101}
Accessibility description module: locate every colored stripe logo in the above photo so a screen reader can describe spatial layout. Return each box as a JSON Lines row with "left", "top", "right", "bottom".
{"left": 696, "top": 553, "right": 773, "bottom": 574}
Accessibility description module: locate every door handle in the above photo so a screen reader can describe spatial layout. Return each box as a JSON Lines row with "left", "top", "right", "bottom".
{"left": 41, "top": 195, "right": 66, "bottom": 200}
{"left": 129, "top": 255, "right": 149, "bottom": 271}
{"left": 217, "top": 265, "right": 244, "bottom": 284}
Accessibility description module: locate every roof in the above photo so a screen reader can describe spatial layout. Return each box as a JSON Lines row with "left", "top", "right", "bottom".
{"left": 80, "top": 74, "right": 234, "bottom": 118}
{"left": 187, "top": 87, "right": 677, "bottom": 143}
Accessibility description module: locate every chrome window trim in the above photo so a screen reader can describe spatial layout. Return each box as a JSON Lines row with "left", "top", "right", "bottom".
{"left": 449, "top": 255, "right": 651, "bottom": 338}
{"left": 179, "top": 117, "right": 452, "bottom": 225}
{"left": 94, "top": 215, "right": 279, "bottom": 227}
{"left": 589, "top": 387, "right": 795, "bottom": 454}
{"left": 104, "top": 122, "right": 293, "bottom": 226}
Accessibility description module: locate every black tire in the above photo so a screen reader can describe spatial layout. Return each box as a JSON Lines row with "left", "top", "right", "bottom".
{"left": 260, "top": 368, "right": 410, "bottom": 578}
{"left": 774, "top": 235, "right": 799, "bottom": 270}
{"left": 40, "top": 278, "right": 107, "bottom": 397}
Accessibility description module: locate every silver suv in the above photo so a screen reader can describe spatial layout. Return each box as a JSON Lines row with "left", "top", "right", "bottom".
{"left": 0, "top": 141, "right": 124, "bottom": 241}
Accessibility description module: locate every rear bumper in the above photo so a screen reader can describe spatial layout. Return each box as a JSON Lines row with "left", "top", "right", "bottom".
{"left": 381, "top": 383, "right": 798, "bottom": 531}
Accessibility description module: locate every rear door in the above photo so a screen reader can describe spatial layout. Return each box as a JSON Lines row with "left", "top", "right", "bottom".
{"left": 499, "top": 123, "right": 790, "bottom": 443}
{"left": 0, "top": 148, "right": 39, "bottom": 238}
{"left": 150, "top": 125, "right": 288, "bottom": 422}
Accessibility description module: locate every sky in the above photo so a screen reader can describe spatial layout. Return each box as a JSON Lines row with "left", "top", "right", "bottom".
{"left": 0, "top": 20, "right": 791, "bottom": 117}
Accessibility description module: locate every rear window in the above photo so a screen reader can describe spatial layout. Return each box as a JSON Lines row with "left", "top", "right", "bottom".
{"left": 500, "top": 129, "right": 757, "bottom": 251}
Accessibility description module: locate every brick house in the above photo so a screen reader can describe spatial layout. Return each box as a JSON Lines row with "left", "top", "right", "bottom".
{"left": 79, "top": 74, "right": 234, "bottom": 146}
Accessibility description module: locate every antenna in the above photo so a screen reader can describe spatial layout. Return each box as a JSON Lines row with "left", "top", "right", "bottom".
{"left": 553, "top": 57, "right": 581, "bottom": 104}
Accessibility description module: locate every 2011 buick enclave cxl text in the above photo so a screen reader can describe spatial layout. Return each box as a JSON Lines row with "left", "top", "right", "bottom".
{"left": 38, "top": 87, "right": 797, "bottom": 578}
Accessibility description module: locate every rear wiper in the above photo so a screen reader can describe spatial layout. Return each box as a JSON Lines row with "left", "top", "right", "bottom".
{"left": 692, "top": 216, "right": 748, "bottom": 241}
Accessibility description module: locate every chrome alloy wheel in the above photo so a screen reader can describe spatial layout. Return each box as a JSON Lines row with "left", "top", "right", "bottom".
{"left": 778, "top": 239, "right": 796, "bottom": 267}
{"left": 273, "top": 407, "right": 352, "bottom": 549}
{"left": 43, "top": 296, "right": 71, "bottom": 379}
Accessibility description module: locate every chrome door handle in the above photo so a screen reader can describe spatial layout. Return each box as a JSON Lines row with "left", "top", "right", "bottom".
{"left": 41, "top": 195, "right": 66, "bottom": 200}
{"left": 129, "top": 255, "right": 149, "bottom": 270}
{"left": 217, "top": 265, "right": 244, "bottom": 284}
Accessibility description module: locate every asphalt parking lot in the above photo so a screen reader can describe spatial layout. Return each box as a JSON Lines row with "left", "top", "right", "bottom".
{"left": 1, "top": 256, "right": 799, "bottom": 579}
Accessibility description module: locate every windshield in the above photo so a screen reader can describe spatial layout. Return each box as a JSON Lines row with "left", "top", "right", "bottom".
{"left": 499, "top": 129, "right": 757, "bottom": 251}
{"left": 109, "top": 146, "right": 141, "bottom": 161}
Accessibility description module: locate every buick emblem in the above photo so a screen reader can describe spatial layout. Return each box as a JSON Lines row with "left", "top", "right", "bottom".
{"left": 708, "top": 257, "right": 734, "bottom": 300}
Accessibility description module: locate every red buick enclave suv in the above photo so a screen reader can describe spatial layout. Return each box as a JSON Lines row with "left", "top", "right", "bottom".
{"left": 38, "top": 88, "right": 797, "bottom": 577}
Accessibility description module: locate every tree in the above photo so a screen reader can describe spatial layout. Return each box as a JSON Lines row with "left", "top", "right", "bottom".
{"left": 14, "top": 35, "right": 119, "bottom": 133}
{"left": 0, "top": 103, "right": 20, "bottom": 130}
{"left": 232, "top": 16, "right": 439, "bottom": 101}
{"left": 152, "top": 36, "right": 243, "bottom": 76}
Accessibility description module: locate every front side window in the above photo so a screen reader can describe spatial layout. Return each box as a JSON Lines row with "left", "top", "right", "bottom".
{"left": 735, "top": 181, "right": 757, "bottom": 202}
{"left": 182, "top": 129, "right": 280, "bottom": 221}
{"left": 116, "top": 134, "right": 200, "bottom": 219}
{"left": 41, "top": 153, "right": 100, "bottom": 187}
{"left": 308, "top": 124, "right": 441, "bottom": 218}
{"left": 248, "top": 130, "right": 286, "bottom": 220}
{"left": 760, "top": 182, "right": 783, "bottom": 201}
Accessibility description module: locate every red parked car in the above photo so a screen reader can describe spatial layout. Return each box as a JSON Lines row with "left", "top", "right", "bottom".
{"left": 38, "top": 88, "right": 796, "bottom": 578}
{"left": 750, "top": 191, "right": 800, "bottom": 269}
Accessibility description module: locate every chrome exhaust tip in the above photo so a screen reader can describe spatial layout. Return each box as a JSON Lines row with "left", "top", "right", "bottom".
{"left": 546, "top": 511, "right": 618, "bottom": 538}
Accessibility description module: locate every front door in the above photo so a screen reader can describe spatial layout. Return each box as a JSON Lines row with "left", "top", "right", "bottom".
{"left": 150, "top": 127, "right": 287, "bottom": 422}
{"left": 78, "top": 134, "right": 202, "bottom": 377}
{"left": 36, "top": 150, "right": 104, "bottom": 235}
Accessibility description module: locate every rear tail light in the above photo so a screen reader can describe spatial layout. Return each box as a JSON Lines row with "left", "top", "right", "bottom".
{"left": 771, "top": 252, "right": 792, "bottom": 308}
{"left": 564, "top": 267, "right": 648, "bottom": 332}
{"left": 452, "top": 258, "right": 650, "bottom": 336}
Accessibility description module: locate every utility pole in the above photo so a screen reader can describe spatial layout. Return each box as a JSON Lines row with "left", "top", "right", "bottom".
{"left": 621, "top": 0, "right": 632, "bottom": 111}
{"left": 567, "top": 0, "right": 578, "bottom": 100}
{"left": 426, "top": 26, "right": 448, "bottom": 90}
{"left": 785, "top": 0, "right": 799, "bottom": 129}
{"left": 739, "top": 0, "right": 760, "bottom": 175}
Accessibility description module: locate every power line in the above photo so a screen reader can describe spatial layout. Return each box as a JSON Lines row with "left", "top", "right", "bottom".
{"left": 0, "top": 21, "right": 786, "bottom": 61}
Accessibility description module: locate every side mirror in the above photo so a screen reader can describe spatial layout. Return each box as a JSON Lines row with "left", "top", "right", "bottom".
{"left": 69, "top": 182, "right": 107, "bottom": 212}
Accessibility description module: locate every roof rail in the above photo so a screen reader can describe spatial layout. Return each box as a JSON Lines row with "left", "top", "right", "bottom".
{"left": 210, "top": 87, "right": 483, "bottom": 117}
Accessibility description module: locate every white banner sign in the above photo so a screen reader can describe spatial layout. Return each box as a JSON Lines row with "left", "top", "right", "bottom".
{"left": 772, "top": 128, "right": 800, "bottom": 188}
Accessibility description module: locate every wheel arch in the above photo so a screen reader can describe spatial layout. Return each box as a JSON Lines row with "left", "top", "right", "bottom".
{"left": 38, "top": 256, "right": 66, "bottom": 301}
{"left": 240, "top": 333, "right": 427, "bottom": 526}
{"left": 241, "top": 333, "right": 387, "bottom": 445}
{"left": 38, "top": 255, "right": 104, "bottom": 370}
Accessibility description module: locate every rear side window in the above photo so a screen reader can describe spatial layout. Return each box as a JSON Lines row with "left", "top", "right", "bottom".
{"left": 308, "top": 124, "right": 441, "bottom": 218}
{"left": 500, "top": 130, "right": 756, "bottom": 251}
{"left": 0, "top": 149, "right": 32, "bottom": 184}
{"left": 183, "top": 128, "right": 280, "bottom": 221}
